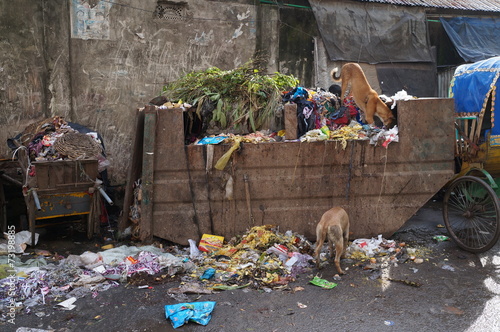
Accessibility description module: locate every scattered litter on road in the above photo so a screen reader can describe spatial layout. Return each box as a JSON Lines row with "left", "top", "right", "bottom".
{"left": 0, "top": 226, "right": 434, "bottom": 317}
{"left": 386, "top": 278, "right": 422, "bottom": 288}
{"left": 443, "top": 305, "right": 465, "bottom": 315}
{"left": 211, "top": 282, "right": 251, "bottom": 291}
{"left": 433, "top": 235, "right": 450, "bottom": 242}
{"left": 200, "top": 268, "right": 216, "bottom": 280}
{"left": 57, "top": 297, "right": 77, "bottom": 310}
{"left": 198, "top": 234, "right": 224, "bottom": 252}
{"left": 347, "top": 234, "right": 396, "bottom": 257}
{"left": 168, "top": 282, "right": 213, "bottom": 295}
{"left": 309, "top": 276, "right": 337, "bottom": 289}
{"left": 164, "top": 301, "right": 216, "bottom": 328}
{"left": 2, "top": 231, "right": 39, "bottom": 254}
{"left": 441, "top": 264, "right": 455, "bottom": 272}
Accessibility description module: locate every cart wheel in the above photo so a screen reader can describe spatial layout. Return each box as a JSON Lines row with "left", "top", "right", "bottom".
{"left": 443, "top": 176, "right": 500, "bottom": 253}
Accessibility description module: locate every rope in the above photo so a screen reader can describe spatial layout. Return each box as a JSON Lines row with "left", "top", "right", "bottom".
{"left": 12, "top": 145, "right": 31, "bottom": 188}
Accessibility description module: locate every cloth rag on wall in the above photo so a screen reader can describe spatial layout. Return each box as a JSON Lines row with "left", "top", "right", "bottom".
{"left": 309, "top": 0, "right": 432, "bottom": 64}
{"left": 440, "top": 17, "right": 500, "bottom": 63}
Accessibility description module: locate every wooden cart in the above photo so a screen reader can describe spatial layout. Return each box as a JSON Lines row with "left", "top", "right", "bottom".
{"left": 15, "top": 148, "right": 102, "bottom": 246}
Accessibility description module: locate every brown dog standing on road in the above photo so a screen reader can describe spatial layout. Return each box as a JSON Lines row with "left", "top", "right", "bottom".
{"left": 314, "top": 207, "right": 350, "bottom": 275}
{"left": 331, "top": 63, "right": 396, "bottom": 128}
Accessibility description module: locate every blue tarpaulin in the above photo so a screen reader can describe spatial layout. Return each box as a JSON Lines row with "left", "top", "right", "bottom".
{"left": 450, "top": 56, "right": 500, "bottom": 144}
{"left": 440, "top": 17, "right": 500, "bottom": 63}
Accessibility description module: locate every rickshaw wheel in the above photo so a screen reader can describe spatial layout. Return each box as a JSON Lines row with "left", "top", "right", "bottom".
{"left": 443, "top": 176, "right": 500, "bottom": 253}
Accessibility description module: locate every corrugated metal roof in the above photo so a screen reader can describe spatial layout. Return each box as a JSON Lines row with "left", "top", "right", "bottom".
{"left": 357, "top": 0, "right": 500, "bottom": 12}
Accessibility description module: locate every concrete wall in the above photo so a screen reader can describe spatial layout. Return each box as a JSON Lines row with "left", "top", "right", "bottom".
{"left": 0, "top": 1, "right": 50, "bottom": 146}
{"left": 1, "top": 0, "right": 285, "bottom": 185}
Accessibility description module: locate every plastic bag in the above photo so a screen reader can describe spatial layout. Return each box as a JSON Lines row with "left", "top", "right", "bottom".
{"left": 309, "top": 276, "right": 337, "bottom": 289}
{"left": 188, "top": 239, "right": 202, "bottom": 259}
{"left": 165, "top": 301, "right": 216, "bottom": 328}
{"left": 5, "top": 231, "right": 39, "bottom": 253}
{"left": 348, "top": 234, "right": 395, "bottom": 257}
{"left": 214, "top": 137, "right": 242, "bottom": 170}
{"left": 79, "top": 251, "right": 102, "bottom": 266}
{"left": 200, "top": 268, "right": 216, "bottom": 280}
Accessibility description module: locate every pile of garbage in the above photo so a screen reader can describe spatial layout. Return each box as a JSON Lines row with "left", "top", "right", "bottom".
{"left": 192, "top": 88, "right": 414, "bottom": 150}
{"left": 185, "top": 225, "right": 314, "bottom": 292}
{"left": 7, "top": 116, "right": 109, "bottom": 173}
{"left": 0, "top": 226, "right": 423, "bottom": 316}
{"left": 0, "top": 244, "right": 191, "bottom": 314}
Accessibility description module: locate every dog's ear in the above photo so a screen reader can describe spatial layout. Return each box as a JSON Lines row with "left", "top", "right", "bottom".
{"left": 386, "top": 115, "right": 397, "bottom": 129}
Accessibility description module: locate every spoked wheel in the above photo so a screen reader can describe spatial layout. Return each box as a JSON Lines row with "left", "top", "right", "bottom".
{"left": 443, "top": 176, "right": 500, "bottom": 253}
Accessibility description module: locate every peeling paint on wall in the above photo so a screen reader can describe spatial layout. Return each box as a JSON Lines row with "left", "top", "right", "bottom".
{"left": 237, "top": 10, "right": 251, "bottom": 21}
{"left": 70, "top": 0, "right": 112, "bottom": 40}
{"left": 190, "top": 31, "right": 214, "bottom": 46}
{"left": 232, "top": 24, "right": 244, "bottom": 40}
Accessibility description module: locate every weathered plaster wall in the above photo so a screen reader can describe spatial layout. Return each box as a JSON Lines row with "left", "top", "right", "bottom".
{"left": 0, "top": 0, "right": 267, "bottom": 185}
{"left": 69, "top": 0, "right": 261, "bottom": 185}
{"left": 0, "top": 1, "right": 48, "bottom": 148}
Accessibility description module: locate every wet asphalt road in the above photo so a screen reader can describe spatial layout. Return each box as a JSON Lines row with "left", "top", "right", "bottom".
{"left": 2, "top": 200, "right": 500, "bottom": 332}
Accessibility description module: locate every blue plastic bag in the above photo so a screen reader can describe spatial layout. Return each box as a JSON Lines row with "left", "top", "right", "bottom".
{"left": 165, "top": 301, "right": 216, "bottom": 328}
{"left": 200, "top": 268, "right": 216, "bottom": 280}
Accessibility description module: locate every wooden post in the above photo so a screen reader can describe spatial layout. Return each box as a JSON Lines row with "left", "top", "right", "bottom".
{"left": 140, "top": 105, "right": 157, "bottom": 242}
{"left": 284, "top": 103, "right": 298, "bottom": 140}
{"left": 118, "top": 109, "right": 145, "bottom": 232}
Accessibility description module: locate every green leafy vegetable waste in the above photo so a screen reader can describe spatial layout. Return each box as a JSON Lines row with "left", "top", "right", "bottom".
{"left": 162, "top": 59, "right": 299, "bottom": 133}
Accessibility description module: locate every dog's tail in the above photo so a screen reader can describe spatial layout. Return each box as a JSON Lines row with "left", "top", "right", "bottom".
{"left": 331, "top": 67, "right": 341, "bottom": 82}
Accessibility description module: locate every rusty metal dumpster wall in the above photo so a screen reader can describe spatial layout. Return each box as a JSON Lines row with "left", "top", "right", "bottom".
{"left": 136, "top": 99, "right": 455, "bottom": 245}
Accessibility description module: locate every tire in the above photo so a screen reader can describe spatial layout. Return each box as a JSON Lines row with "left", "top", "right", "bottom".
{"left": 443, "top": 176, "right": 500, "bottom": 253}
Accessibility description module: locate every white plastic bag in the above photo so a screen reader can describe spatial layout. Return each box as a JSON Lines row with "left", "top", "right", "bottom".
{"left": 188, "top": 239, "right": 202, "bottom": 259}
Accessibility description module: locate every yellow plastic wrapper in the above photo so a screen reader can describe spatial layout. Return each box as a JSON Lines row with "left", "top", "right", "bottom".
{"left": 214, "top": 137, "right": 242, "bottom": 170}
{"left": 329, "top": 123, "right": 364, "bottom": 149}
{"left": 347, "top": 251, "right": 370, "bottom": 261}
{"left": 320, "top": 125, "right": 330, "bottom": 136}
